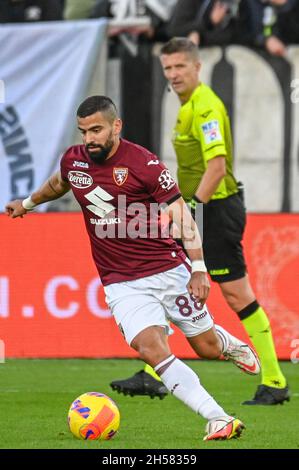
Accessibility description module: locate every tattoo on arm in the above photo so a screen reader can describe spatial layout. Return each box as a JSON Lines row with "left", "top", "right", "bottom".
{"left": 47, "top": 179, "right": 60, "bottom": 195}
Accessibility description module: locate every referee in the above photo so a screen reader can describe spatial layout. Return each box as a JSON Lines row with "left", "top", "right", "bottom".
{"left": 158, "top": 37, "right": 289, "bottom": 405}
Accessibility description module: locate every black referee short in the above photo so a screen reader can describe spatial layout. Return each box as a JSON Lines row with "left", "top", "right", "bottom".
{"left": 202, "top": 192, "right": 247, "bottom": 283}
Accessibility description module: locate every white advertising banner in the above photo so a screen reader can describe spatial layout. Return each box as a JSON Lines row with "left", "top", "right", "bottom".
{"left": 0, "top": 19, "right": 108, "bottom": 211}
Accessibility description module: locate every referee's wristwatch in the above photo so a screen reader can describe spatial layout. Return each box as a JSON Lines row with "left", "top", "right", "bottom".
{"left": 188, "top": 195, "right": 204, "bottom": 210}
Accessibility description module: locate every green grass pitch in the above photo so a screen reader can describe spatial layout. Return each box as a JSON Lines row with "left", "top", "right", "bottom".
{"left": 0, "top": 359, "right": 297, "bottom": 449}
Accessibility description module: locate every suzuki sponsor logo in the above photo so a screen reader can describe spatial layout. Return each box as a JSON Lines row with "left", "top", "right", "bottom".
{"left": 68, "top": 171, "right": 93, "bottom": 189}
{"left": 90, "top": 218, "right": 121, "bottom": 225}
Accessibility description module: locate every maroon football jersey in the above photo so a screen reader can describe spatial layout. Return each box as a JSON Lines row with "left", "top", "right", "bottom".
{"left": 60, "top": 139, "right": 186, "bottom": 285}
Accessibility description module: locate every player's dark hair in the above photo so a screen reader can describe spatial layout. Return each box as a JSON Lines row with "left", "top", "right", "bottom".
{"left": 77, "top": 96, "right": 118, "bottom": 123}
{"left": 160, "top": 37, "right": 200, "bottom": 61}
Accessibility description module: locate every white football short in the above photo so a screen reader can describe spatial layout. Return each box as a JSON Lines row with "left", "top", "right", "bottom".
{"left": 104, "top": 263, "right": 214, "bottom": 345}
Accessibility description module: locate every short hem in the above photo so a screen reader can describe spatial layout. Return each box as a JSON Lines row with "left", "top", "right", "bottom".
{"left": 209, "top": 270, "right": 247, "bottom": 283}
{"left": 128, "top": 323, "right": 170, "bottom": 346}
{"left": 184, "top": 323, "right": 214, "bottom": 338}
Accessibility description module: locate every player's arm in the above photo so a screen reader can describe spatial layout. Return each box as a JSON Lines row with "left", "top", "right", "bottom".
{"left": 5, "top": 170, "right": 70, "bottom": 219}
{"left": 166, "top": 196, "right": 210, "bottom": 306}
{"left": 194, "top": 155, "right": 226, "bottom": 203}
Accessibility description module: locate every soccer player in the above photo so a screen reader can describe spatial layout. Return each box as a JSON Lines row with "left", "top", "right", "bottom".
{"left": 6, "top": 95, "right": 260, "bottom": 441}
{"left": 115, "top": 37, "right": 289, "bottom": 405}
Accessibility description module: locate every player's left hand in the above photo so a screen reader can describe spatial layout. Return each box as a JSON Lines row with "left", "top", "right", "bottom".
{"left": 187, "top": 271, "right": 210, "bottom": 307}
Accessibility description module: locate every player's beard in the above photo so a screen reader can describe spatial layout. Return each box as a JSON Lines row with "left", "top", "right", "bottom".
{"left": 86, "top": 134, "right": 114, "bottom": 164}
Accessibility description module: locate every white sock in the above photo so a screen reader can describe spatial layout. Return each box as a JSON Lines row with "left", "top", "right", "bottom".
{"left": 215, "top": 324, "right": 233, "bottom": 353}
{"left": 154, "top": 355, "right": 228, "bottom": 421}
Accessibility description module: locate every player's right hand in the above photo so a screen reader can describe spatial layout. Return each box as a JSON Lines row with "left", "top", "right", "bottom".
{"left": 5, "top": 200, "right": 27, "bottom": 218}
{"left": 187, "top": 271, "right": 210, "bottom": 307}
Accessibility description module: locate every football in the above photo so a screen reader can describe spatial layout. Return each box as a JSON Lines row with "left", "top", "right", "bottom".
{"left": 68, "top": 392, "right": 120, "bottom": 440}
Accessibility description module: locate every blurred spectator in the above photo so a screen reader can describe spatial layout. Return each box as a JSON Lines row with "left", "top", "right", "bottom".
{"left": 276, "top": 0, "right": 299, "bottom": 45}
{"left": 0, "top": 0, "right": 64, "bottom": 22}
{"left": 247, "top": 0, "right": 298, "bottom": 56}
{"left": 88, "top": 0, "right": 177, "bottom": 22}
{"left": 90, "top": 0, "right": 178, "bottom": 41}
{"left": 145, "top": 0, "right": 178, "bottom": 19}
{"left": 63, "top": 0, "right": 96, "bottom": 20}
{"left": 139, "top": 0, "right": 179, "bottom": 40}
{"left": 64, "top": 0, "right": 178, "bottom": 41}
{"left": 165, "top": 0, "right": 251, "bottom": 47}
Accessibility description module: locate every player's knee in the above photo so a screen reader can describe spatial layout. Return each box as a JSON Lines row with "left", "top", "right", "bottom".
{"left": 221, "top": 280, "right": 256, "bottom": 313}
{"left": 222, "top": 291, "right": 241, "bottom": 312}
{"left": 131, "top": 326, "right": 171, "bottom": 367}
